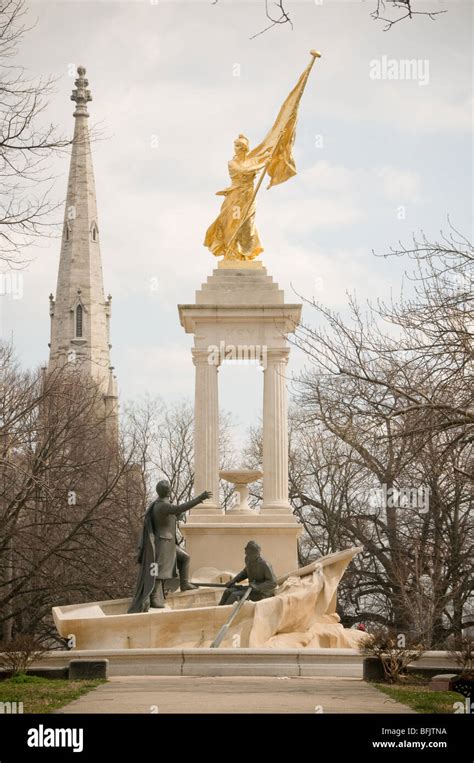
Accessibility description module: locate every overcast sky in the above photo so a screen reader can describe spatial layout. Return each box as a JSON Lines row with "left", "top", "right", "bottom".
{"left": 1, "top": 0, "right": 472, "bottom": 449}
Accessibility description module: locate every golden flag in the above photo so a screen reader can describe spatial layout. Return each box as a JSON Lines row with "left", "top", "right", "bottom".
{"left": 249, "top": 51, "right": 320, "bottom": 188}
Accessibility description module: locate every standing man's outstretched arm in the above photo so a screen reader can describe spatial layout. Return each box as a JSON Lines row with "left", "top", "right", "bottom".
{"left": 165, "top": 490, "right": 213, "bottom": 516}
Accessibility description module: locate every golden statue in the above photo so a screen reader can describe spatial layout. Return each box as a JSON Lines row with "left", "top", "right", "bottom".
{"left": 204, "top": 135, "right": 270, "bottom": 261}
{"left": 204, "top": 50, "right": 321, "bottom": 263}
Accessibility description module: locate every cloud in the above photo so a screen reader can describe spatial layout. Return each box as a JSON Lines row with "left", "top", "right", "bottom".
{"left": 8, "top": 0, "right": 471, "bottom": 432}
{"left": 261, "top": 160, "right": 423, "bottom": 239}
{"left": 118, "top": 342, "right": 193, "bottom": 402}
{"left": 375, "top": 167, "right": 422, "bottom": 203}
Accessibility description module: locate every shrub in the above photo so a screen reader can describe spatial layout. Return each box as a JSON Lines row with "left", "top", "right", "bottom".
{"left": 0, "top": 635, "right": 46, "bottom": 676}
{"left": 359, "top": 627, "right": 425, "bottom": 683}
{"left": 448, "top": 635, "right": 474, "bottom": 676}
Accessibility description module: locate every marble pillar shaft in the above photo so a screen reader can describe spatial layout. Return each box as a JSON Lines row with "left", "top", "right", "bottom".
{"left": 192, "top": 350, "right": 220, "bottom": 510}
{"left": 262, "top": 350, "right": 291, "bottom": 512}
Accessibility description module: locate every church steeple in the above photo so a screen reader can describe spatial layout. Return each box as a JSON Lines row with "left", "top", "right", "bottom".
{"left": 49, "top": 66, "right": 117, "bottom": 406}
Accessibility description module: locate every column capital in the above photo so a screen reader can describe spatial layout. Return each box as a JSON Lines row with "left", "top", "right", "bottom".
{"left": 191, "top": 347, "right": 216, "bottom": 367}
{"left": 264, "top": 348, "right": 290, "bottom": 366}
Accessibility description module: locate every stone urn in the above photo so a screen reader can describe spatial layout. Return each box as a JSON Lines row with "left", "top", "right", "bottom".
{"left": 219, "top": 469, "right": 263, "bottom": 514}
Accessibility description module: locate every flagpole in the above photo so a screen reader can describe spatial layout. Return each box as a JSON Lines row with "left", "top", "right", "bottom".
{"left": 224, "top": 50, "right": 321, "bottom": 259}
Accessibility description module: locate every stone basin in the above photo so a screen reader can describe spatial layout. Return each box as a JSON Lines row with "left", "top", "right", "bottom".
{"left": 219, "top": 469, "right": 263, "bottom": 514}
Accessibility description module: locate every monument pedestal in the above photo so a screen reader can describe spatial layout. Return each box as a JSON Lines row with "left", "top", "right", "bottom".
{"left": 178, "top": 263, "right": 302, "bottom": 577}
{"left": 182, "top": 512, "right": 302, "bottom": 578}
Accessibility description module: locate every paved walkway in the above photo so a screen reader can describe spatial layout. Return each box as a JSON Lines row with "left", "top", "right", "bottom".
{"left": 58, "top": 676, "right": 413, "bottom": 714}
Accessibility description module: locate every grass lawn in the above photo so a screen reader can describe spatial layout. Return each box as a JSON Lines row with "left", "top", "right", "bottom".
{"left": 0, "top": 674, "right": 106, "bottom": 714}
{"left": 374, "top": 676, "right": 465, "bottom": 714}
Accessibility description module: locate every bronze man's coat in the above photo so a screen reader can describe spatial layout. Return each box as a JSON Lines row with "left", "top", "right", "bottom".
{"left": 127, "top": 495, "right": 203, "bottom": 614}
{"left": 232, "top": 557, "right": 277, "bottom": 599}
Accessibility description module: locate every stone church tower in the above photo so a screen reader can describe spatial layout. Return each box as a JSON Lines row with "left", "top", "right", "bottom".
{"left": 48, "top": 66, "right": 118, "bottom": 429}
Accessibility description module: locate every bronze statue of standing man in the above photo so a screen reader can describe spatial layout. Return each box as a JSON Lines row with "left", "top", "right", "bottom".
{"left": 128, "top": 480, "right": 212, "bottom": 613}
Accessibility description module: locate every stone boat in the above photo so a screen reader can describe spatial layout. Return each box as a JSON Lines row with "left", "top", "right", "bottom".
{"left": 52, "top": 548, "right": 366, "bottom": 650}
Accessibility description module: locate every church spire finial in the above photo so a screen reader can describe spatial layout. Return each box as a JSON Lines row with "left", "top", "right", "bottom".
{"left": 71, "top": 66, "right": 92, "bottom": 117}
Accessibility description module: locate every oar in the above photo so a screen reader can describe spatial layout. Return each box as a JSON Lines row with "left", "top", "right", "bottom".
{"left": 210, "top": 586, "right": 252, "bottom": 648}
{"left": 193, "top": 562, "right": 313, "bottom": 593}
{"left": 190, "top": 582, "right": 231, "bottom": 588}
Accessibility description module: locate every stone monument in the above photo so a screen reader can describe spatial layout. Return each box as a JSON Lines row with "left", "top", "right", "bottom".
{"left": 50, "top": 51, "right": 368, "bottom": 658}
{"left": 178, "top": 50, "right": 322, "bottom": 577}
{"left": 178, "top": 264, "right": 302, "bottom": 576}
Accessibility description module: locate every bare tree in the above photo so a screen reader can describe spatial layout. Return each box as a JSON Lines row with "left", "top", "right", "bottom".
{"left": 0, "top": 353, "right": 241, "bottom": 645}
{"left": 213, "top": 0, "right": 447, "bottom": 37}
{"left": 249, "top": 0, "right": 292, "bottom": 40}
{"left": 371, "top": 0, "right": 447, "bottom": 30}
{"left": 373, "top": 224, "right": 473, "bottom": 451}
{"left": 284, "top": 228, "right": 473, "bottom": 644}
{"left": 122, "top": 396, "right": 238, "bottom": 557}
{"left": 293, "top": 225, "right": 473, "bottom": 454}
{"left": 0, "top": 341, "right": 139, "bottom": 643}
{"left": 0, "top": 0, "right": 70, "bottom": 266}
{"left": 123, "top": 396, "right": 237, "bottom": 507}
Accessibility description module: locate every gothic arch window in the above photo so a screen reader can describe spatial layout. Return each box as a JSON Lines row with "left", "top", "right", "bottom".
{"left": 75, "top": 304, "right": 83, "bottom": 337}
{"left": 91, "top": 222, "right": 99, "bottom": 242}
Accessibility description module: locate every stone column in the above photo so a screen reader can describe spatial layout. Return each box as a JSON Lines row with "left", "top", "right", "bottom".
{"left": 261, "top": 348, "right": 291, "bottom": 513}
{"left": 192, "top": 348, "right": 221, "bottom": 512}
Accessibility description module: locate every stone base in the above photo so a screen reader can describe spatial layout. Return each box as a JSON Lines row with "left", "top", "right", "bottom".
{"left": 27, "top": 648, "right": 365, "bottom": 678}
{"left": 24, "top": 650, "right": 457, "bottom": 679}
{"left": 182, "top": 514, "right": 302, "bottom": 578}
{"left": 217, "top": 260, "right": 264, "bottom": 270}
